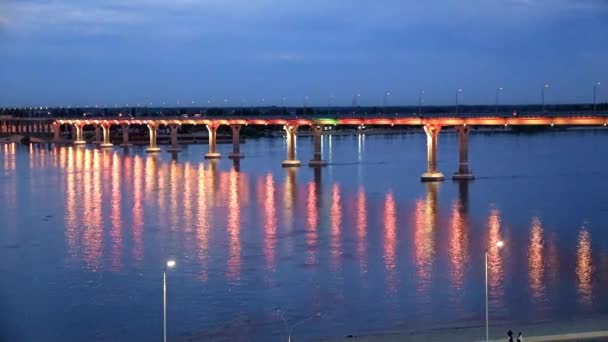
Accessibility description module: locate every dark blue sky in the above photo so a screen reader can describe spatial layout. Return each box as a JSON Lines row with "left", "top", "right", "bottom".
{"left": 1, "top": 0, "right": 607, "bottom": 107}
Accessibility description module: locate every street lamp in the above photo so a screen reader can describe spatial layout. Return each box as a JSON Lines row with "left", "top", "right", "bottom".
{"left": 456, "top": 89, "right": 463, "bottom": 115}
{"left": 495, "top": 87, "right": 503, "bottom": 115}
{"left": 594, "top": 82, "right": 601, "bottom": 113}
{"left": 418, "top": 89, "right": 425, "bottom": 116}
{"left": 163, "top": 259, "right": 176, "bottom": 342}
{"left": 541, "top": 84, "right": 550, "bottom": 112}
{"left": 275, "top": 308, "right": 322, "bottom": 342}
{"left": 383, "top": 91, "right": 391, "bottom": 113}
{"left": 485, "top": 241, "right": 504, "bottom": 342}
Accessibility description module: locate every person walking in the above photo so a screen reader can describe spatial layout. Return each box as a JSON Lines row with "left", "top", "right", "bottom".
{"left": 507, "top": 330, "right": 514, "bottom": 342}
{"left": 517, "top": 332, "right": 523, "bottom": 342}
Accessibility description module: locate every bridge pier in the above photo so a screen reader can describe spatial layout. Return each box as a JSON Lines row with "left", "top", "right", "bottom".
{"left": 453, "top": 126, "right": 475, "bottom": 180}
{"left": 282, "top": 124, "right": 301, "bottom": 167}
{"left": 228, "top": 124, "right": 244, "bottom": 159}
{"left": 73, "top": 123, "right": 86, "bottom": 145}
{"left": 94, "top": 125, "right": 102, "bottom": 145}
{"left": 99, "top": 123, "right": 113, "bottom": 148}
{"left": 146, "top": 123, "right": 161, "bottom": 153}
{"left": 308, "top": 124, "right": 327, "bottom": 166}
{"left": 421, "top": 124, "right": 444, "bottom": 181}
{"left": 120, "top": 124, "right": 132, "bottom": 147}
{"left": 52, "top": 122, "right": 61, "bottom": 142}
{"left": 205, "top": 123, "right": 221, "bottom": 159}
{"left": 167, "top": 124, "right": 182, "bottom": 152}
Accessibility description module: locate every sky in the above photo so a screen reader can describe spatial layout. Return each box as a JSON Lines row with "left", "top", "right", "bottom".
{"left": 1, "top": 0, "right": 608, "bottom": 107}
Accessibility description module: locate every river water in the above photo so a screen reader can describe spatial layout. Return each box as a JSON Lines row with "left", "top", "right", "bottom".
{"left": 1, "top": 130, "right": 608, "bottom": 341}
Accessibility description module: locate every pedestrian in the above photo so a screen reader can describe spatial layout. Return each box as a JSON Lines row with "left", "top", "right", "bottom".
{"left": 517, "top": 332, "right": 523, "bottom": 342}
{"left": 507, "top": 330, "right": 514, "bottom": 342}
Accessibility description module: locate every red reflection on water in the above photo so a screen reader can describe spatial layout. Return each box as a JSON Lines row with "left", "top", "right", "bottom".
{"left": 110, "top": 153, "right": 123, "bottom": 271}
{"left": 383, "top": 191, "right": 397, "bottom": 291}
{"left": 449, "top": 199, "right": 468, "bottom": 295}
{"left": 196, "top": 163, "right": 210, "bottom": 281}
{"left": 330, "top": 183, "right": 343, "bottom": 271}
{"left": 528, "top": 217, "right": 545, "bottom": 302}
{"left": 260, "top": 174, "right": 277, "bottom": 271}
{"left": 2, "top": 143, "right": 16, "bottom": 171}
{"left": 226, "top": 169, "right": 242, "bottom": 280}
{"left": 487, "top": 209, "right": 504, "bottom": 302}
{"left": 132, "top": 155, "right": 144, "bottom": 263}
{"left": 183, "top": 163, "right": 194, "bottom": 233}
{"left": 576, "top": 227, "right": 593, "bottom": 306}
{"left": 306, "top": 181, "right": 319, "bottom": 265}
{"left": 414, "top": 184, "right": 437, "bottom": 297}
{"left": 283, "top": 168, "right": 296, "bottom": 237}
{"left": 356, "top": 187, "right": 367, "bottom": 274}
{"left": 64, "top": 147, "right": 78, "bottom": 259}
{"left": 82, "top": 150, "right": 103, "bottom": 272}
{"left": 169, "top": 161, "right": 180, "bottom": 232}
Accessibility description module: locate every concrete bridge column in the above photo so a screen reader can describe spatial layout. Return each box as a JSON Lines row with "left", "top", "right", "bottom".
{"left": 167, "top": 124, "right": 182, "bottom": 152}
{"left": 228, "top": 124, "right": 244, "bottom": 159}
{"left": 146, "top": 123, "right": 161, "bottom": 153}
{"left": 453, "top": 126, "right": 475, "bottom": 180}
{"left": 73, "top": 123, "right": 86, "bottom": 145}
{"left": 282, "top": 123, "right": 301, "bottom": 167}
{"left": 421, "top": 124, "right": 444, "bottom": 181}
{"left": 93, "top": 125, "right": 102, "bottom": 145}
{"left": 120, "top": 124, "right": 132, "bottom": 147}
{"left": 52, "top": 122, "right": 62, "bottom": 142}
{"left": 99, "top": 123, "right": 113, "bottom": 148}
{"left": 308, "top": 124, "right": 326, "bottom": 166}
{"left": 205, "top": 122, "right": 221, "bottom": 159}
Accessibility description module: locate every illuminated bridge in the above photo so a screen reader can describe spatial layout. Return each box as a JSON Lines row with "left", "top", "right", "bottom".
{"left": 1, "top": 113, "right": 607, "bottom": 181}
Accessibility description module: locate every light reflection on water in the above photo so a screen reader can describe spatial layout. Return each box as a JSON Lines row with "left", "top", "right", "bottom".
{"left": 1, "top": 132, "right": 608, "bottom": 341}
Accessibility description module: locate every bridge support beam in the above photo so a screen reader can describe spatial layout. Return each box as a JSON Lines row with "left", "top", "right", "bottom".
{"left": 421, "top": 124, "right": 444, "bottom": 182}
{"left": 228, "top": 124, "right": 244, "bottom": 159}
{"left": 52, "top": 122, "right": 61, "bottom": 142}
{"left": 146, "top": 123, "right": 161, "bottom": 153}
{"left": 453, "top": 126, "right": 475, "bottom": 180}
{"left": 94, "top": 125, "right": 102, "bottom": 145}
{"left": 99, "top": 123, "right": 113, "bottom": 148}
{"left": 205, "top": 122, "right": 221, "bottom": 159}
{"left": 282, "top": 124, "right": 301, "bottom": 167}
{"left": 73, "top": 123, "right": 86, "bottom": 145}
{"left": 120, "top": 124, "right": 132, "bottom": 147}
{"left": 308, "top": 124, "right": 327, "bottom": 166}
{"left": 167, "top": 124, "right": 182, "bottom": 152}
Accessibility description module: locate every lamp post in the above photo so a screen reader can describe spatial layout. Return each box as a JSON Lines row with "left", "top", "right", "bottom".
{"left": 383, "top": 91, "right": 391, "bottom": 114}
{"left": 541, "top": 84, "right": 550, "bottom": 112}
{"left": 163, "top": 259, "right": 176, "bottom": 342}
{"left": 418, "top": 89, "right": 425, "bottom": 116}
{"left": 485, "top": 240, "right": 504, "bottom": 342}
{"left": 275, "top": 308, "right": 322, "bottom": 342}
{"left": 594, "top": 82, "right": 601, "bottom": 113}
{"left": 456, "top": 89, "right": 463, "bottom": 115}
{"left": 495, "top": 87, "right": 503, "bottom": 115}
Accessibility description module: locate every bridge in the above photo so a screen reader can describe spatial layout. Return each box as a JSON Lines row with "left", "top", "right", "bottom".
{"left": 1, "top": 113, "right": 607, "bottom": 181}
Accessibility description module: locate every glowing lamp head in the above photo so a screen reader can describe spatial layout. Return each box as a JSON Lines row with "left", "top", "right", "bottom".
{"left": 496, "top": 240, "right": 504, "bottom": 248}
{"left": 166, "top": 260, "right": 176, "bottom": 268}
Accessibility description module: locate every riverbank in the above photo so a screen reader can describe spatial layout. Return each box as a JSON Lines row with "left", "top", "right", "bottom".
{"left": 315, "top": 316, "right": 608, "bottom": 342}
